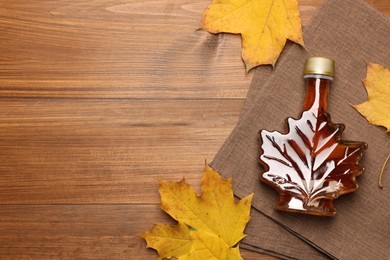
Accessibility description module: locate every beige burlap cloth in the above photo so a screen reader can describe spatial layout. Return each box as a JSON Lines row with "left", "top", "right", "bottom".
{"left": 211, "top": 0, "right": 390, "bottom": 259}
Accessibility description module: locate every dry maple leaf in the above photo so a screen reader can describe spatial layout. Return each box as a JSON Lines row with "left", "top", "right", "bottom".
{"left": 201, "top": 0, "right": 304, "bottom": 71}
{"left": 180, "top": 229, "right": 241, "bottom": 259}
{"left": 139, "top": 164, "right": 253, "bottom": 259}
{"left": 353, "top": 63, "right": 390, "bottom": 132}
{"left": 138, "top": 222, "right": 191, "bottom": 259}
{"left": 259, "top": 94, "right": 367, "bottom": 216}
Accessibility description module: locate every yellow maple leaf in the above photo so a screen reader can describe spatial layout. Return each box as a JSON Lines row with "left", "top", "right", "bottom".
{"left": 353, "top": 63, "right": 390, "bottom": 132}
{"left": 201, "top": 0, "right": 304, "bottom": 71}
{"left": 139, "top": 164, "right": 253, "bottom": 259}
{"left": 181, "top": 229, "right": 241, "bottom": 259}
{"left": 138, "top": 222, "right": 191, "bottom": 260}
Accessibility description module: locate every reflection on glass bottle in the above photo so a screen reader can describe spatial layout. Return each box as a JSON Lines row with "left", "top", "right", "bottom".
{"left": 259, "top": 57, "right": 367, "bottom": 217}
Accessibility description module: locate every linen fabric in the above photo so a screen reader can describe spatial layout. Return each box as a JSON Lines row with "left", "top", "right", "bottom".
{"left": 211, "top": 0, "right": 390, "bottom": 259}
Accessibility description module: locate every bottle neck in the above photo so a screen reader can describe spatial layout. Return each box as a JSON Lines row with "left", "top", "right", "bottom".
{"left": 303, "top": 75, "right": 332, "bottom": 114}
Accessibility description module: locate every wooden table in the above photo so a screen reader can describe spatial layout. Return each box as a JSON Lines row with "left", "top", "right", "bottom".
{"left": 0, "top": 1, "right": 389, "bottom": 259}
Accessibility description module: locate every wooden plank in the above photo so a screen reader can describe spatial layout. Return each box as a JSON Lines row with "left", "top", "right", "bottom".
{"left": 0, "top": 204, "right": 273, "bottom": 259}
{"left": 0, "top": 0, "right": 248, "bottom": 99}
{"left": 0, "top": 99, "right": 243, "bottom": 204}
{"left": 366, "top": 0, "right": 390, "bottom": 14}
{"left": 0, "top": 0, "right": 388, "bottom": 99}
{"left": 0, "top": 0, "right": 331, "bottom": 99}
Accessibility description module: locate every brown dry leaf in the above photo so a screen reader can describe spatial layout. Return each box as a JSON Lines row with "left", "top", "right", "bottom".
{"left": 201, "top": 0, "right": 304, "bottom": 71}
{"left": 139, "top": 164, "right": 253, "bottom": 259}
{"left": 353, "top": 63, "right": 390, "bottom": 132}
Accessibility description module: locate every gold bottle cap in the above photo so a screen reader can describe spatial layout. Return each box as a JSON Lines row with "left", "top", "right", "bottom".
{"left": 304, "top": 57, "right": 335, "bottom": 77}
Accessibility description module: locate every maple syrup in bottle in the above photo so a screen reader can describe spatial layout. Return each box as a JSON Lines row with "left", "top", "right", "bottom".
{"left": 259, "top": 57, "right": 367, "bottom": 217}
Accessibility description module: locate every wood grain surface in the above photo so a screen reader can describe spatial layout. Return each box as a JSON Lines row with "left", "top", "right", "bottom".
{"left": 0, "top": 0, "right": 389, "bottom": 259}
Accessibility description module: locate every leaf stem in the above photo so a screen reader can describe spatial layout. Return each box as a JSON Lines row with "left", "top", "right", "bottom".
{"left": 379, "top": 153, "right": 390, "bottom": 189}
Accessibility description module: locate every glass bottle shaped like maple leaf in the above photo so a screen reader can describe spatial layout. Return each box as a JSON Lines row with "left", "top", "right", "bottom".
{"left": 259, "top": 57, "right": 367, "bottom": 217}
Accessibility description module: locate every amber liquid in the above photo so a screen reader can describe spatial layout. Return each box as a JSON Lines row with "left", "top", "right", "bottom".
{"left": 259, "top": 76, "right": 367, "bottom": 216}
